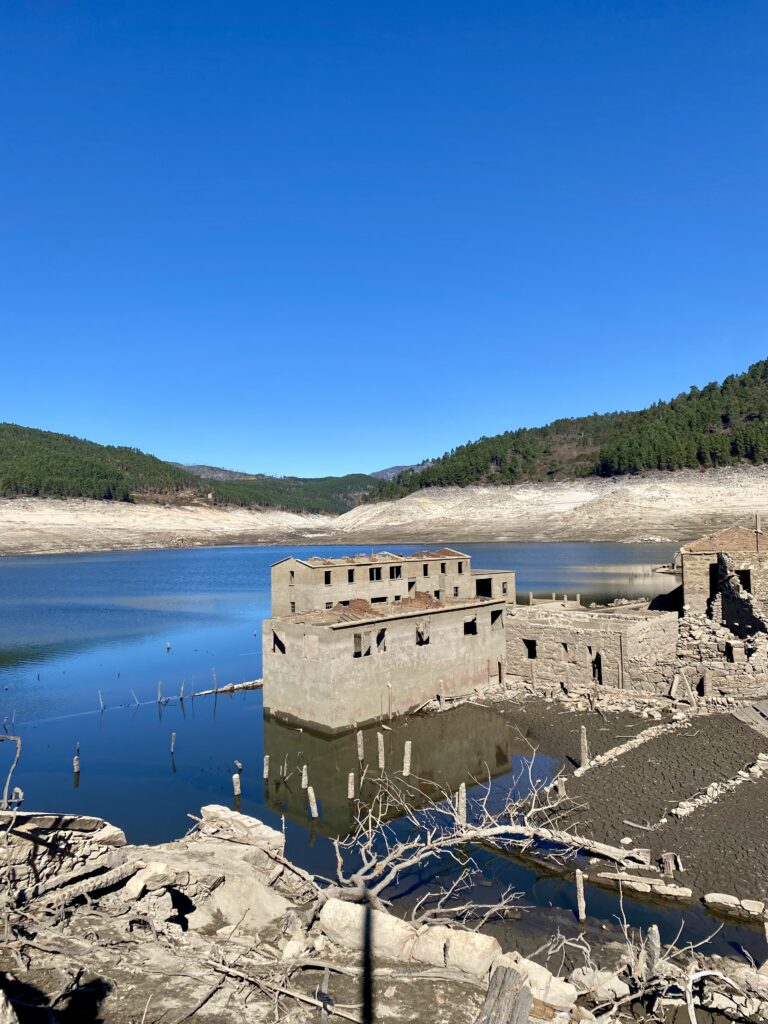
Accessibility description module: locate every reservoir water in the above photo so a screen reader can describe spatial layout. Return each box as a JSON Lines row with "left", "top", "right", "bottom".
{"left": 6, "top": 540, "right": 762, "bottom": 958}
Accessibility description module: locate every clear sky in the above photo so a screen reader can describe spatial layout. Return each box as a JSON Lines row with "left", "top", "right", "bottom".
{"left": 2, "top": 2, "right": 767, "bottom": 477}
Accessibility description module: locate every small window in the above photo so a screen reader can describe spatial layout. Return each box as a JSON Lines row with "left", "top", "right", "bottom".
{"left": 348, "top": 568, "right": 355, "bottom": 583}
{"left": 324, "top": 570, "right": 332, "bottom": 585}
{"left": 389, "top": 565, "right": 402, "bottom": 580}
{"left": 491, "top": 609, "right": 503, "bottom": 630}
{"left": 272, "top": 631, "right": 286, "bottom": 654}
{"left": 376, "top": 628, "right": 387, "bottom": 652}
{"left": 502, "top": 581, "right": 508, "bottom": 595}
{"left": 453, "top": 586, "right": 459, "bottom": 597}
{"left": 289, "top": 570, "right": 295, "bottom": 585}
{"left": 353, "top": 632, "right": 372, "bottom": 658}
{"left": 290, "top": 601, "right": 296, "bottom": 613}
{"left": 434, "top": 590, "right": 441, "bottom": 599}
{"left": 464, "top": 616, "right": 478, "bottom": 636}
{"left": 423, "top": 563, "right": 429, "bottom": 577}
{"left": 416, "top": 621, "right": 430, "bottom": 646}
{"left": 523, "top": 639, "right": 537, "bottom": 659}
{"left": 325, "top": 602, "right": 333, "bottom": 609}
{"left": 340, "top": 599, "right": 350, "bottom": 606}
{"left": 458, "top": 561, "right": 464, "bottom": 574}
{"left": 369, "top": 567, "right": 382, "bottom": 581}
{"left": 440, "top": 562, "right": 446, "bottom": 573}
{"left": 394, "top": 595, "right": 401, "bottom": 602}
{"left": 371, "top": 596, "right": 387, "bottom": 603}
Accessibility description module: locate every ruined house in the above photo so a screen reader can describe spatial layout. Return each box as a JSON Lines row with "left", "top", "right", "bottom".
{"left": 263, "top": 549, "right": 512, "bottom": 731}
{"left": 680, "top": 523, "right": 768, "bottom": 619}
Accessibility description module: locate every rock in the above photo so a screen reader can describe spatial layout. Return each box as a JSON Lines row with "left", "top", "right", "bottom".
{"left": 90, "top": 823, "right": 127, "bottom": 848}
{"left": 652, "top": 883, "right": 693, "bottom": 900}
{"left": 135, "top": 861, "right": 177, "bottom": 892}
{"left": 495, "top": 952, "right": 577, "bottom": 1011}
{"left": 318, "top": 899, "right": 417, "bottom": 961}
{"left": 740, "top": 899, "right": 765, "bottom": 916}
{"left": 186, "top": 863, "right": 289, "bottom": 939}
{"left": 703, "top": 892, "right": 741, "bottom": 910}
{"left": 570, "top": 966, "right": 629, "bottom": 1001}
{"left": 594, "top": 975, "right": 631, "bottom": 1001}
{"left": 445, "top": 930, "right": 501, "bottom": 978}
{"left": 122, "top": 874, "right": 146, "bottom": 901}
{"left": 412, "top": 925, "right": 451, "bottom": 967}
{"left": 281, "top": 935, "right": 309, "bottom": 960}
{"left": 0, "top": 989, "right": 19, "bottom": 1024}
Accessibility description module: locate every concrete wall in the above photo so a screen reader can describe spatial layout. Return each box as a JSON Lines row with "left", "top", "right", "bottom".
{"left": 682, "top": 549, "right": 768, "bottom": 617}
{"left": 271, "top": 554, "right": 475, "bottom": 616}
{"left": 470, "top": 570, "right": 516, "bottom": 604}
{"left": 263, "top": 600, "right": 507, "bottom": 731}
{"left": 504, "top": 606, "right": 678, "bottom": 694}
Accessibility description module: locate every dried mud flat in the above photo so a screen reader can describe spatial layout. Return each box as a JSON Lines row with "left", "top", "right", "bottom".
{"left": 5, "top": 465, "right": 768, "bottom": 556}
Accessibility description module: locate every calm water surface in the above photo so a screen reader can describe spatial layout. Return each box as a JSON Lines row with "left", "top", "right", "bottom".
{"left": 5, "top": 542, "right": 757, "bottom": 957}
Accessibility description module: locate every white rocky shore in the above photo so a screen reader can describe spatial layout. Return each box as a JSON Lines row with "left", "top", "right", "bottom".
{"left": 2, "top": 803, "right": 768, "bottom": 1023}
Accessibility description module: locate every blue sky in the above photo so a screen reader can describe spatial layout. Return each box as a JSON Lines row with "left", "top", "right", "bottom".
{"left": 2, "top": 2, "right": 767, "bottom": 476}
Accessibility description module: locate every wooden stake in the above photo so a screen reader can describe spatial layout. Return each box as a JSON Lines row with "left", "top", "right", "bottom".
{"left": 170, "top": 732, "right": 176, "bottom": 755}
{"left": 232, "top": 773, "right": 241, "bottom": 797}
{"left": 356, "top": 730, "right": 364, "bottom": 764}
{"left": 301, "top": 764, "right": 308, "bottom": 790}
{"left": 457, "top": 782, "right": 467, "bottom": 826}
{"left": 579, "top": 725, "right": 590, "bottom": 768}
{"left": 377, "top": 732, "right": 385, "bottom": 771}
{"left": 157, "top": 681, "right": 162, "bottom": 704}
{"left": 307, "top": 786, "right": 319, "bottom": 819}
{"left": 130, "top": 689, "right": 140, "bottom": 706}
{"left": 179, "top": 682, "right": 185, "bottom": 701}
{"left": 575, "top": 868, "right": 586, "bottom": 923}
{"left": 347, "top": 772, "right": 355, "bottom": 799}
{"left": 98, "top": 691, "right": 105, "bottom": 712}
{"left": 73, "top": 742, "right": 80, "bottom": 775}
{"left": 263, "top": 754, "right": 270, "bottom": 780}
{"left": 402, "top": 740, "right": 412, "bottom": 777}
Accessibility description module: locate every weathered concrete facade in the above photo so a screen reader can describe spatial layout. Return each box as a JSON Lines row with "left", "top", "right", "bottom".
{"left": 263, "top": 593, "right": 506, "bottom": 731}
{"left": 271, "top": 548, "right": 515, "bottom": 616}
{"left": 505, "top": 605, "right": 678, "bottom": 694}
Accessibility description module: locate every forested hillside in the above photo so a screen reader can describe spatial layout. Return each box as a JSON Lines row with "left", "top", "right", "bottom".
{"left": 0, "top": 424, "right": 376, "bottom": 514}
{"left": 376, "top": 359, "right": 768, "bottom": 498}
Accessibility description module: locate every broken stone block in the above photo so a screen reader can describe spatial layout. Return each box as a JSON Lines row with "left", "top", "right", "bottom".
{"left": 703, "top": 892, "right": 741, "bottom": 911}
{"left": 740, "top": 899, "right": 765, "bottom": 917}
{"left": 412, "top": 924, "right": 451, "bottom": 967}
{"left": 317, "top": 899, "right": 417, "bottom": 961}
{"left": 445, "top": 930, "right": 501, "bottom": 978}
{"left": 494, "top": 951, "right": 577, "bottom": 1011}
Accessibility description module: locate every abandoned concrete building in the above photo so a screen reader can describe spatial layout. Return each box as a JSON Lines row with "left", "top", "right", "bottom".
{"left": 270, "top": 548, "right": 515, "bottom": 616}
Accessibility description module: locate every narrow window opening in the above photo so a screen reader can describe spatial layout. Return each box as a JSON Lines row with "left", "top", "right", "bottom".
{"left": 371, "top": 596, "right": 387, "bottom": 603}
{"left": 272, "top": 631, "right": 286, "bottom": 654}
{"left": 416, "top": 621, "right": 430, "bottom": 646}
{"left": 458, "top": 561, "right": 464, "bottom": 575}
{"left": 290, "top": 601, "right": 296, "bottom": 613}
{"left": 440, "top": 562, "right": 446, "bottom": 573}
{"left": 324, "top": 570, "right": 332, "bottom": 586}
{"left": 453, "top": 586, "right": 459, "bottom": 597}
{"left": 737, "top": 569, "right": 752, "bottom": 593}
{"left": 289, "top": 570, "right": 295, "bottom": 585}
{"left": 376, "top": 628, "right": 387, "bottom": 652}
{"left": 369, "top": 567, "right": 382, "bottom": 581}
{"left": 502, "top": 581, "right": 508, "bottom": 596}
{"left": 348, "top": 568, "right": 355, "bottom": 583}
{"left": 408, "top": 579, "right": 416, "bottom": 592}
{"left": 523, "top": 638, "right": 537, "bottom": 659}
{"left": 353, "top": 631, "right": 372, "bottom": 658}
{"left": 423, "top": 563, "right": 429, "bottom": 577}
{"left": 464, "top": 616, "right": 478, "bottom": 636}
{"left": 725, "top": 642, "right": 735, "bottom": 663}
{"left": 491, "top": 609, "right": 503, "bottom": 630}
{"left": 389, "top": 565, "right": 402, "bottom": 580}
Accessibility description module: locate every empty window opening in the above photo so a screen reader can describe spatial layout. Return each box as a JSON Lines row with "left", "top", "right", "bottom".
{"left": 324, "top": 570, "right": 332, "bottom": 586}
{"left": 389, "top": 565, "right": 402, "bottom": 580}
{"left": 348, "top": 568, "right": 355, "bottom": 583}
{"left": 423, "top": 563, "right": 430, "bottom": 577}
{"left": 303, "top": 634, "right": 319, "bottom": 660}
{"left": 376, "top": 628, "right": 387, "bottom": 652}
{"left": 408, "top": 579, "right": 416, "bottom": 592}
{"left": 325, "top": 602, "right": 333, "bottom": 609}
{"left": 369, "top": 567, "right": 382, "bottom": 582}
{"left": 353, "top": 632, "right": 372, "bottom": 658}
{"left": 371, "top": 596, "right": 387, "bottom": 603}
{"left": 416, "top": 621, "right": 430, "bottom": 646}
{"left": 523, "top": 639, "right": 537, "bottom": 659}
{"left": 458, "top": 561, "right": 464, "bottom": 575}
{"left": 737, "top": 569, "right": 753, "bottom": 593}
{"left": 464, "top": 616, "right": 478, "bottom": 636}
{"left": 272, "top": 631, "right": 286, "bottom": 654}
{"left": 502, "top": 581, "right": 508, "bottom": 595}
{"left": 394, "top": 595, "right": 401, "bottom": 602}
{"left": 440, "top": 562, "right": 447, "bottom": 573}
{"left": 453, "top": 586, "right": 459, "bottom": 597}
{"left": 591, "top": 650, "right": 603, "bottom": 684}
{"left": 475, "top": 577, "right": 493, "bottom": 598}
{"left": 340, "top": 600, "right": 350, "bottom": 606}
{"left": 708, "top": 562, "right": 720, "bottom": 601}
{"left": 434, "top": 590, "right": 441, "bottom": 600}
{"left": 289, "top": 570, "right": 295, "bottom": 585}
{"left": 290, "top": 601, "right": 296, "bottom": 613}
{"left": 491, "top": 609, "right": 503, "bottom": 631}
{"left": 725, "top": 642, "right": 735, "bottom": 663}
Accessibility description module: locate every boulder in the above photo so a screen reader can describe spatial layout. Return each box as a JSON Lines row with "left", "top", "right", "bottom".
{"left": 318, "top": 899, "right": 417, "bottom": 961}
{"left": 703, "top": 892, "right": 741, "bottom": 910}
{"left": 412, "top": 925, "right": 451, "bottom": 967}
{"left": 494, "top": 952, "right": 577, "bottom": 1011}
{"left": 740, "top": 899, "right": 765, "bottom": 917}
{"left": 0, "top": 990, "right": 19, "bottom": 1024}
{"left": 90, "top": 823, "right": 127, "bottom": 848}
{"left": 444, "top": 930, "right": 501, "bottom": 978}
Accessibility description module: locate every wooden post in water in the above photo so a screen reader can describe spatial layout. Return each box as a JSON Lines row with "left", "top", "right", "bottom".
{"left": 157, "top": 681, "right": 162, "bottom": 704}
{"left": 73, "top": 742, "right": 81, "bottom": 783}
{"left": 377, "top": 732, "right": 385, "bottom": 771}
{"left": 170, "top": 732, "right": 176, "bottom": 756}
{"left": 98, "top": 691, "right": 105, "bottom": 713}
{"left": 130, "top": 689, "right": 140, "bottom": 707}
{"left": 457, "top": 782, "right": 467, "bottom": 826}
{"left": 347, "top": 772, "right": 355, "bottom": 799}
{"left": 356, "top": 730, "right": 364, "bottom": 765}
{"left": 301, "top": 764, "right": 308, "bottom": 790}
{"left": 307, "top": 786, "right": 319, "bottom": 819}
{"left": 232, "top": 772, "right": 241, "bottom": 797}
{"left": 263, "top": 755, "right": 270, "bottom": 780}
{"left": 179, "top": 682, "right": 185, "bottom": 701}
{"left": 575, "top": 868, "right": 586, "bottom": 923}
{"left": 402, "top": 740, "right": 412, "bottom": 777}
{"left": 579, "top": 726, "right": 590, "bottom": 768}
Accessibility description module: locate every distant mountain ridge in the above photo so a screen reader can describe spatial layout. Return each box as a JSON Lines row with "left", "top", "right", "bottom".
{"left": 0, "top": 424, "right": 377, "bottom": 514}
{"left": 369, "top": 461, "right": 433, "bottom": 480}
{"left": 374, "top": 359, "right": 768, "bottom": 500}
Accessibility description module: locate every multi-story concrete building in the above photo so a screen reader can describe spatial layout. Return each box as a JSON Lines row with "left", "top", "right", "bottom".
{"left": 270, "top": 548, "right": 515, "bottom": 616}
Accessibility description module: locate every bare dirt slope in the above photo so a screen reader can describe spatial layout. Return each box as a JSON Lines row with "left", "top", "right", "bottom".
{"left": 3, "top": 466, "right": 768, "bottom": 556}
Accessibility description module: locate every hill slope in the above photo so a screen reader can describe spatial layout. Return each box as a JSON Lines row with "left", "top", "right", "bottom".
{"left": 376, "top": 359, "right": 768, "bottom": 498}
{"left": 0, "top": 424, "right": 377, "bottom": 514}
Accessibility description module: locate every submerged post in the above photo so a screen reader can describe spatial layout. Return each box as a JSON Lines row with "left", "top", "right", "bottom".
{"left": 170, "top": 732, "right": 176, "bottom": 756}
{"left": 301, "top": 764, "right": 308, "bottom": 790}
{"left": 575, "top": 868, "right": 586, "bottom": 923}
{"left": 457, "top": 782, "right": 467, "bottom": 826}
{"left": 579, "top": 725, "right": 590, "bottom": 768}
{"left": 98, "top": 691, "right": 105, "bottom": 713}
{"left": 377, "top": 732, "right": 385, "bottom": 771}
{"left": 73, "top": 741, "right": 81, "bottom": 777}
{"left": 263, "top": 754, "right": 270, "bottom": 780}
{"left": 646, "top": 924, "right": 661, "bottom": 980}
{"left": 307, "top": 786, "right": 319, "bottom": 819}
{"left": 347, "top": 772, "right": 355, "bottom": 800}
{"left": 232, "top": 772, "right": 241, "bottom": 797}
{"left": 402, "top": 740, "right": 412, "bottom": 777}
{"left": 356, "top": 730, "right": 364, "bottom": 764}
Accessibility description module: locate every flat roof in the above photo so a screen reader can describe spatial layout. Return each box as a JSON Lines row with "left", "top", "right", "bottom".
{"left": 271, "top": 592, "right": 505, "bottom": 628}
{"left": 275, "top": 548, "right": 469, "bottom": 569}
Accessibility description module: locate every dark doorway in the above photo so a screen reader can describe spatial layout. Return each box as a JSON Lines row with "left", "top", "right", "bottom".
{"left": 591, "top": 650, "right": 603, "bottom": 684}
{"left": 709, "top": 562, "right": 720, "bottom": 601}
{"left": 736, "top": 569, "right": 753, "bottom": 593}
